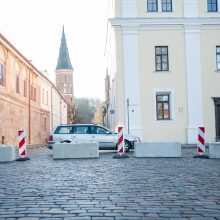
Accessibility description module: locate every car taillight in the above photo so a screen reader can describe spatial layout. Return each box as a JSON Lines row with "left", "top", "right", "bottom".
{"left": 49, "top": 135, "right": 53, "bottom": 141}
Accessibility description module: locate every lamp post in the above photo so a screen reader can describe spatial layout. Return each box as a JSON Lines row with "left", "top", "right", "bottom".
{"left": 127, "top": 99, "right": 130, "bottom": 134}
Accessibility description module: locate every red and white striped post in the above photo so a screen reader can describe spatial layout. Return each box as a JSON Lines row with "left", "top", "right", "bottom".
{"left": 197, "top": 127, "right": 205, "bottom": 155}
{"left": 17, "top": 130, "right": 29, "bottom": 161}
{"left": 113, "top": 126, "right": 129, "bottom": 158}
{"left": 118, "top": 126, "right": 124, "bottom": 155}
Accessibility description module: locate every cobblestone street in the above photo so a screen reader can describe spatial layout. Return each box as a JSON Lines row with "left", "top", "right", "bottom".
{"left": 0, "top": 147, "right": 220, "bottom": 220}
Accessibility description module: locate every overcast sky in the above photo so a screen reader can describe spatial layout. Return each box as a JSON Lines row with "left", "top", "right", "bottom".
{"left": 0, "top": 0, "right": 108, "bottom": 100}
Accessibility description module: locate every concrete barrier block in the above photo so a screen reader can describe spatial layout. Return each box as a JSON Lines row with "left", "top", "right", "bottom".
{"left": 134, "top": 142, "right": 181, "bottom": 157}
{"left": 0, "top": 145, "right": 16, "bottom": 162}
{"left": 53, "top": 142, "right": 99, "bottom": 159}
{"left": 209, "top": 142, "right": 220, "bottom": 159}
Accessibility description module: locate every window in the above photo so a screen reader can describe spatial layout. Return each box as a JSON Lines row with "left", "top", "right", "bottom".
{"left": 55, "top": 126, "right": 73, "bottom": 134}
{"left": 156, "top": 94, "right": 170, "bottom": 120}
{"left": 46, "top": 91, "right": 48, "bottom": 105}
{"left": 217, "top": 46, "right": 220, "bottom": 71}
{"left": 74, "top": 126, "right": 89, "bottom": 134}
{"left": 42, "top": 88, "right": 45, "bottom": 103}
{"left": 155, "top": 46, "right": 169, "bottom": 71}
{"left": 16, "top": 75, "right": 20, "bottom": 94}
{"left": 44, "top": 118, "right": 47, "bottom": 131}
{"left": 162, "top": 0, "right": 172, "bottom": 12}
{"left": 208, "top": 0, "right": 218, "bottom": 12}
{"left": 23, "top": 80, "right": 27, "bottom": 97}
{"left": 30, "top": 85, "right": 37, "bottom": 102}
{"left": 34, "top": 87, "right": 36, "bottom": 102}
{"left": 90, "top": 126, "right": 110, "bottom": 134}
{"left": 148, "top": 0, "right": 158, "bottom": 12}
{"left": 0, "top": 64, "right": 5, "bottom": 87}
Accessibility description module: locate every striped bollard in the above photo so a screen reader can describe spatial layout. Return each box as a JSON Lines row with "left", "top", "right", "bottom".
{"left": 113, "top": 126, "right": 129, "bottom": 159}
{"left": 198, "top": 127, "right": 205, "bottom": 155}
{"left": 193, "top": 127, "right": 209, "bottom": 159}
{"left": 16, "top": 130, "right": 30, "bottom": 161}
{"left": 118, "top": 126, "right": 124, "bottom": 155}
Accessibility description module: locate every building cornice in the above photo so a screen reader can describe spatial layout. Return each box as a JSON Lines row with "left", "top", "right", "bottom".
{"left": 109, "top": 17, "right": 220, "bottom": 30}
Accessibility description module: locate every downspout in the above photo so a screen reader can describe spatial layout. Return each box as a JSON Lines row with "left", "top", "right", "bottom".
{"left": 60, "top": 99, "right": 62, "bottom": 124}
{"left": 28, "top": 69, "right": 31, "bottom": 144}
{"left": 51, "top": 86, "right": 53, "bottom": 130}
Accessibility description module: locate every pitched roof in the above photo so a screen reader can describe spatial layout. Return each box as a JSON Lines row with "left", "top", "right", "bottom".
{"left": 56, "top": 26, "right": 73, "bottom": 70}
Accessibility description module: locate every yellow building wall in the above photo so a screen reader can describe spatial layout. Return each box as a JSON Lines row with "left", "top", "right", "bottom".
{"left": 139, "top": 29, "right": 188, "bottom": 143}
{"left": 198, "top": 0, "right": 220, "bottom": 17}
{"left": 201, "top": 29, "right": 220, "bottom": 142}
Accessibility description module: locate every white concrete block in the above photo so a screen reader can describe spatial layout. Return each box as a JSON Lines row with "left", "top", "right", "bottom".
{"left": 53, "top": 142, "right": 99, "bottom": 159}
{"left": 209, "top": 142, "right": 220, "bottom": 159}
{"left": 134, "top": 142, "right": 181, "bottom": 157}
{"left": 0, "top": 145, "right": 16, "bottom": 162}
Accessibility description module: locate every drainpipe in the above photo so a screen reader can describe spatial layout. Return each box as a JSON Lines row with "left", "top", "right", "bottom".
{"left": 28, "top": 69, "right": 31, "bottom": 144}
{"left": 50, "top": 86, "right": 53, "bottom": 130}
{"left": 60, "top": 99, "right": 62, "bottom": 124}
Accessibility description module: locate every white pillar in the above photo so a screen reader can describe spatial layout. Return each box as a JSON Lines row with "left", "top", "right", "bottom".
{"left": 122, "top": 0, "right": 137, "bottom": 17}
{"left": 184, "top": 0, "right": 199, "bottom": 17}
{"left": 185, "top": 26, "right": 203, "bottom": 144}
{"left": 122, "top": 28, "right": 142, "bottom": 138}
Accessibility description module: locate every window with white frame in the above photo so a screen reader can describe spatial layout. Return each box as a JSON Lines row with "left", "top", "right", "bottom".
{"left": 155, "top": 46, "right": 169, "bottom": 71}
{"left": 147, "top": 0, "right": 173, "bottom": 12}
{"left": 207, "top": 0, "right": 218, "bottom": 12}
{"left": 147, "top": 0, "right": 158, "bottom": 12}
{"left": 217, "top": 46, "right": 220, "bottom": 71}
{"left": 162, "top": 0, "right": 172, "bottom": 12}
{"left": 156, "top": 93, "right": 170, "bottom": 120}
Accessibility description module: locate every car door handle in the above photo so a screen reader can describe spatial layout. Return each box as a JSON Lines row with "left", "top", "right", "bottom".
{"left": 92, "top": 136, "right": 95, "bottom": 138}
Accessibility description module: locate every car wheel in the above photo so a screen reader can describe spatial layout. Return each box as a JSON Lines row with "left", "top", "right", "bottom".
{"left": 124, "top": 139, "right": 131, "bottom": 152}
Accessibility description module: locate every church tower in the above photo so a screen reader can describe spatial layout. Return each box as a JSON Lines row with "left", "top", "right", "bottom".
{"left": 55, "top": 26, "right": 75, "bottom": 123}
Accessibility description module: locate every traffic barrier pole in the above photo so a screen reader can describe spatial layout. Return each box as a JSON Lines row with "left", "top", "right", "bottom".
{"left": 118, "top": 126, "right": 124, "bottom": 155}
{"left": 16, "top": 130, "right": 30, "bottom": 161}
{"left": 198, "top": 127, "right": 205, "bottom": 155}
{"left": 193, "top": 127, "right": 209, "bottom": 159}
{"left": 112, "top": 126, "right": 129, "bottom": 159}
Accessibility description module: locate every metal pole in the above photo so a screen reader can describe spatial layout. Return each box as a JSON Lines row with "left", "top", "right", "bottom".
{"left": 127, "top": 99, "right": 130, "bottom": 134}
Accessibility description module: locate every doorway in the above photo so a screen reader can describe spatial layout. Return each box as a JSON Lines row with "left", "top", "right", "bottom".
{"left": 213, "top": 98, "right": 220, "bottom": 141}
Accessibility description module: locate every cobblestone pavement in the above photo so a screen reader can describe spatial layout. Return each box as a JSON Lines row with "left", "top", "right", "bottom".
{"left": 0, "top": 147, "right": 220, "bottom": 220}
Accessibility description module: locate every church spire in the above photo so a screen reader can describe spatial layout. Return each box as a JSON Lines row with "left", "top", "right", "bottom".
{"left": 56, "top": 26, "right": 73, "bottom": 70}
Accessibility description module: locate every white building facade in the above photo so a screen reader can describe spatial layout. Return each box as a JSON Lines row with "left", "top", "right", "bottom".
{"left": 105, "top": 0, "right": 220, "bottom": 144}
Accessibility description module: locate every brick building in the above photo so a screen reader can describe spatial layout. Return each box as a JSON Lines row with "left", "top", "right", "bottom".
{"left": 0, "top": 33, "right": 67, "bottom": 145}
